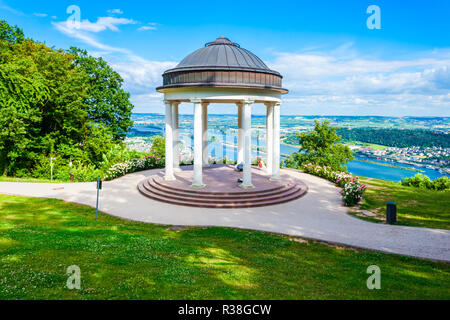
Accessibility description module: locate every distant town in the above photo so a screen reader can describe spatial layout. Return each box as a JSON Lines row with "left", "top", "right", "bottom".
{"left": 126, "top": 114, "right": 450, "bottom": 177}
{"left": 351, "top": 146, "right": 450, "bottom": 175}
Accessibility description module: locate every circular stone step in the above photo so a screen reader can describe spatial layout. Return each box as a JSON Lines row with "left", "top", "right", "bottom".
{"left": 137, "top": 165, "right": 308, "bottom": 208}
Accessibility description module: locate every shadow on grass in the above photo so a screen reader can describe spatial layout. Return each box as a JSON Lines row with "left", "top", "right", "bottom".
{"left": 0, "top": 194, "right": 449, "bottom": 300}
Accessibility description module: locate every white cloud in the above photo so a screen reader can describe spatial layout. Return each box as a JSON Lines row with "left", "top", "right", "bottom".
{"left": 52, "top": 20, "right": 131, "bottom": 53}
{"left": 33, "top": 13, "right": 48, "bottom": 18}
{"left": 269, "top": 46, "right": 450, "bottom": 115}
{"left": 107, "top": 9, "right": 123, "bottom": 15}
{"left": 73, "top": 17, "right": 137, "bottom": 33}
{"left": 52, "top": 16, "right": 175, "bottom": 112}
{"left": 110, "top": 55, "right": 177, "bottom": 93}
{"left": 0, "top": 3, "right": 25, "bottom": 15}
{"left": 138, "top": 26, "right": 157, "bottom": 31}
{"left": 53, "top": 16, "right": 450, "bottom": 115}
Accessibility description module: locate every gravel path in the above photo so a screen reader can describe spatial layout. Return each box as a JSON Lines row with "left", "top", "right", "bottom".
{"left": 1, "top": 168, "right": 449, "bottom": 262}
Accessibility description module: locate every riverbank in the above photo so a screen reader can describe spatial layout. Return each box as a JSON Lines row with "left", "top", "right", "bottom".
{"left": 354, "top": 158, "right": 424, "bottom": 173}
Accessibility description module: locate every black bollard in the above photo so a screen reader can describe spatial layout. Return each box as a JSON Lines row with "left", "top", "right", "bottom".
{"left": 386, "top": 202, "right": 397, "bottom": 224}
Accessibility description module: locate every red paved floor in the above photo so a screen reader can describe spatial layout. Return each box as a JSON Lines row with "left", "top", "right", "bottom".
{"left": 138, "top": 164, "right": 308, "bottom": 208}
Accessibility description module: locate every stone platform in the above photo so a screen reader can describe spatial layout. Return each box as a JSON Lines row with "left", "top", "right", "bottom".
{"left": 137, "top": 164, "right": 307, "bottom": 208}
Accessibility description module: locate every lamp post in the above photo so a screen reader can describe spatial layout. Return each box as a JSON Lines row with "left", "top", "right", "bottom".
{"left": 69, "top": 157, "right": 73, "bottom": 182}
{"left": 50, "top": 157, "right": 56, "bottom": 182}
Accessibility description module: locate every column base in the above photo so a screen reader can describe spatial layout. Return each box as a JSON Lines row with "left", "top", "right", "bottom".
{"left": 239, "top": 182, "right": 255, "bottom": 189}
{"left": 269, "top": 175, "right": 281, "bottom": 182}
{"left": 202, "top": 163, "right": 211, "bottom": 168}
{"left": 191, "top": 182, "right": 206, "bottom": 189}
{"left": 164, "top": 175, "right": 176, "bottom": 181}
{"left": 173, "top": 167, "right": 182, "bottom": 172}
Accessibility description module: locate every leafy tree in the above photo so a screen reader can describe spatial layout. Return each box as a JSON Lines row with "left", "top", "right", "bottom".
{"left": 150, "top": 136, "right": 165, "bottom": 158}
{"left": 0, "top": 20, "right": 25, "bottom": 43}
{"left": 0, "top": 39, "right": 88, "bottom": 175}
{"left": 285, "top": 120, "right": 354, "bottom": 171}
{"left": 0, "top": 21, "right": 124, "bottom": 177}
{"left": 69, "top": 47, "right": 134, "bottom": 140}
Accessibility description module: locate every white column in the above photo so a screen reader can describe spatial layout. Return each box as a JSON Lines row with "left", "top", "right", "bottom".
{"left": 191, "top": 99, "right": 205, "bottom": 188}
{"left": 202, "top": 102, "right": 209, "bottom": 167}
{"left": 271, "top": 102, "right": 281, "bottom": 181}
{"left": 265, "top": 103, "right": 273, "bottom": 176}
{"left": 164, "top": 100, "right": 175, "bottom": 181}
{"left": 172, "top": 102, "right": 180, "bottom": 172}
{"left": 237, "top": 103, "right": 243, "bottom": 164}
{"left": 240, "top": 100, "right": 254, "bottom": 189}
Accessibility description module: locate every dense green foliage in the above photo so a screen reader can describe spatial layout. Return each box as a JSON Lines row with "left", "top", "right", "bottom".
{"left": 0, "top": 20, "right": 134, "bottom": 178}
{"left": 401, "top": 174, "right": 450, "bottom": 191}
{"left": 285, "top": 120, "right": 354, "bottom": 171}
{"left": 69, "top": 48, "right": 133, "bottom": 140}
{"left": 336, "top": 128, "right": 450, "bottom": 148}
{"left": 353, "top": 177, "right": 450, "bottom": 230}
{"left": 104, "top": 156, "right": 164, "bottom": 180}
{"left": 0, "top": 20, "right": 25, "bottom": 43}
{"left": 149, "top": 136, "right": 165, "bottom": 159}
{"left": 1, "top": 194, "right": 448, "bottom": 299}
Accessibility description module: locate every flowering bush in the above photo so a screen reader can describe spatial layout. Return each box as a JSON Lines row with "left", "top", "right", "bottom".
{"left": 302, "top": 163, "right": 366, "bottom": 206}
{"left": 340, "top": 181, "right": 366, "bottom": 206}
{"left": 104, "top": 156, "right": 164, "bottom": 180}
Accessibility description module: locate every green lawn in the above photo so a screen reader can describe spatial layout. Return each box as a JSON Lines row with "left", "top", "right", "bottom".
{"left": 352, "top": 177, "right": 450, "bottom": 230}
{"left": 0, "top": 176, "right": 66, "bottom": 183}
{"left": 345, "top": 141, "right": 389, "bottom": 150}
{"left": 0, "top": 194, "right": 449, "bottom": 300}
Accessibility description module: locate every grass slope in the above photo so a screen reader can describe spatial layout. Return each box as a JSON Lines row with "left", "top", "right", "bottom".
{"left": 354, "top": 177, "right": 450, "bottom": 230}
{"left": 0, "top": 194, "right": 449, "bottom": 300}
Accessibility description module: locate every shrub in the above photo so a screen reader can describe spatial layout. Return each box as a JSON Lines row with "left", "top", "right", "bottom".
{"left": 302, "top": 163, "right": 366, "bottom": 206}
{"left": 149, "top": 136, "right": 165, "bottom": 159}
{"left": 401, "top": 174, "right": 450, "bottom": 191}
{"left": 104, "top": 155, "right": 164, "bottom": 181}
{"left": 285, "top": 120, "right": 354, "bottom": 171}
{"left": 98, "top": 144, "right": 142, "bottom": 172}
{"left": 341, "top": 181, "right": 366, "bottom": 206}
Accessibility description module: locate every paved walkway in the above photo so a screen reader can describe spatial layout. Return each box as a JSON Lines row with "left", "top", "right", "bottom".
{"left": 1, "top": 168, "right": 449, "bottom": 262}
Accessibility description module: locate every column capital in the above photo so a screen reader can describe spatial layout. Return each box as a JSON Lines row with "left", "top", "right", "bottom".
{"left": 164, "top": 100, "right": 181, "bottom": 107}
{"left": 190, "top": 98, "right": 202, "bottom": 104}
{"left": 241, "top": 99, "right": 255, "bottom": 105}
{"left": 264, "top": 101, "right": 279, "bottom": 107}
{"left": 201, "top": 102, "right": 210, "bottom": 107}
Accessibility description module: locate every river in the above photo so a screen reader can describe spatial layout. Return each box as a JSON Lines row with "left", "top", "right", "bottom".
{"left": 205, "top": 135, "right": 448, "bottom": 182}
{"left": 129, "top": 125, "right": 448, "bottom": 182}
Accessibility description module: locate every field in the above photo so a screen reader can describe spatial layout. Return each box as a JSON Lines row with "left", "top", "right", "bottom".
{"left": 0, "top": 194, "right": 449, "bottom": 300}
{"left": 351, "top": 177, "right": 450, "bottom": 230}
{"left": 345, "top": 141, "right": 388, "bottom": 150}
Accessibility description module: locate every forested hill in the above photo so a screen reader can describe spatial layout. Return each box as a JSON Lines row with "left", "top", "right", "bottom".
{"left": 336, "top": 128, "right": 450, "bottom": 148}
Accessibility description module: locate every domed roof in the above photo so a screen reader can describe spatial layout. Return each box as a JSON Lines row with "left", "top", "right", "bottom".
{"left": 157, "top": 36, "right": 287, "bottom": 93}
{"left": 166, "top": 36, "right": 280, "bottom": 75}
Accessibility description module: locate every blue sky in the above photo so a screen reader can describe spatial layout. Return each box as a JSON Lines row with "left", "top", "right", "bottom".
{"left": 1, "top": 0, "right": 449, "bottom": 116}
